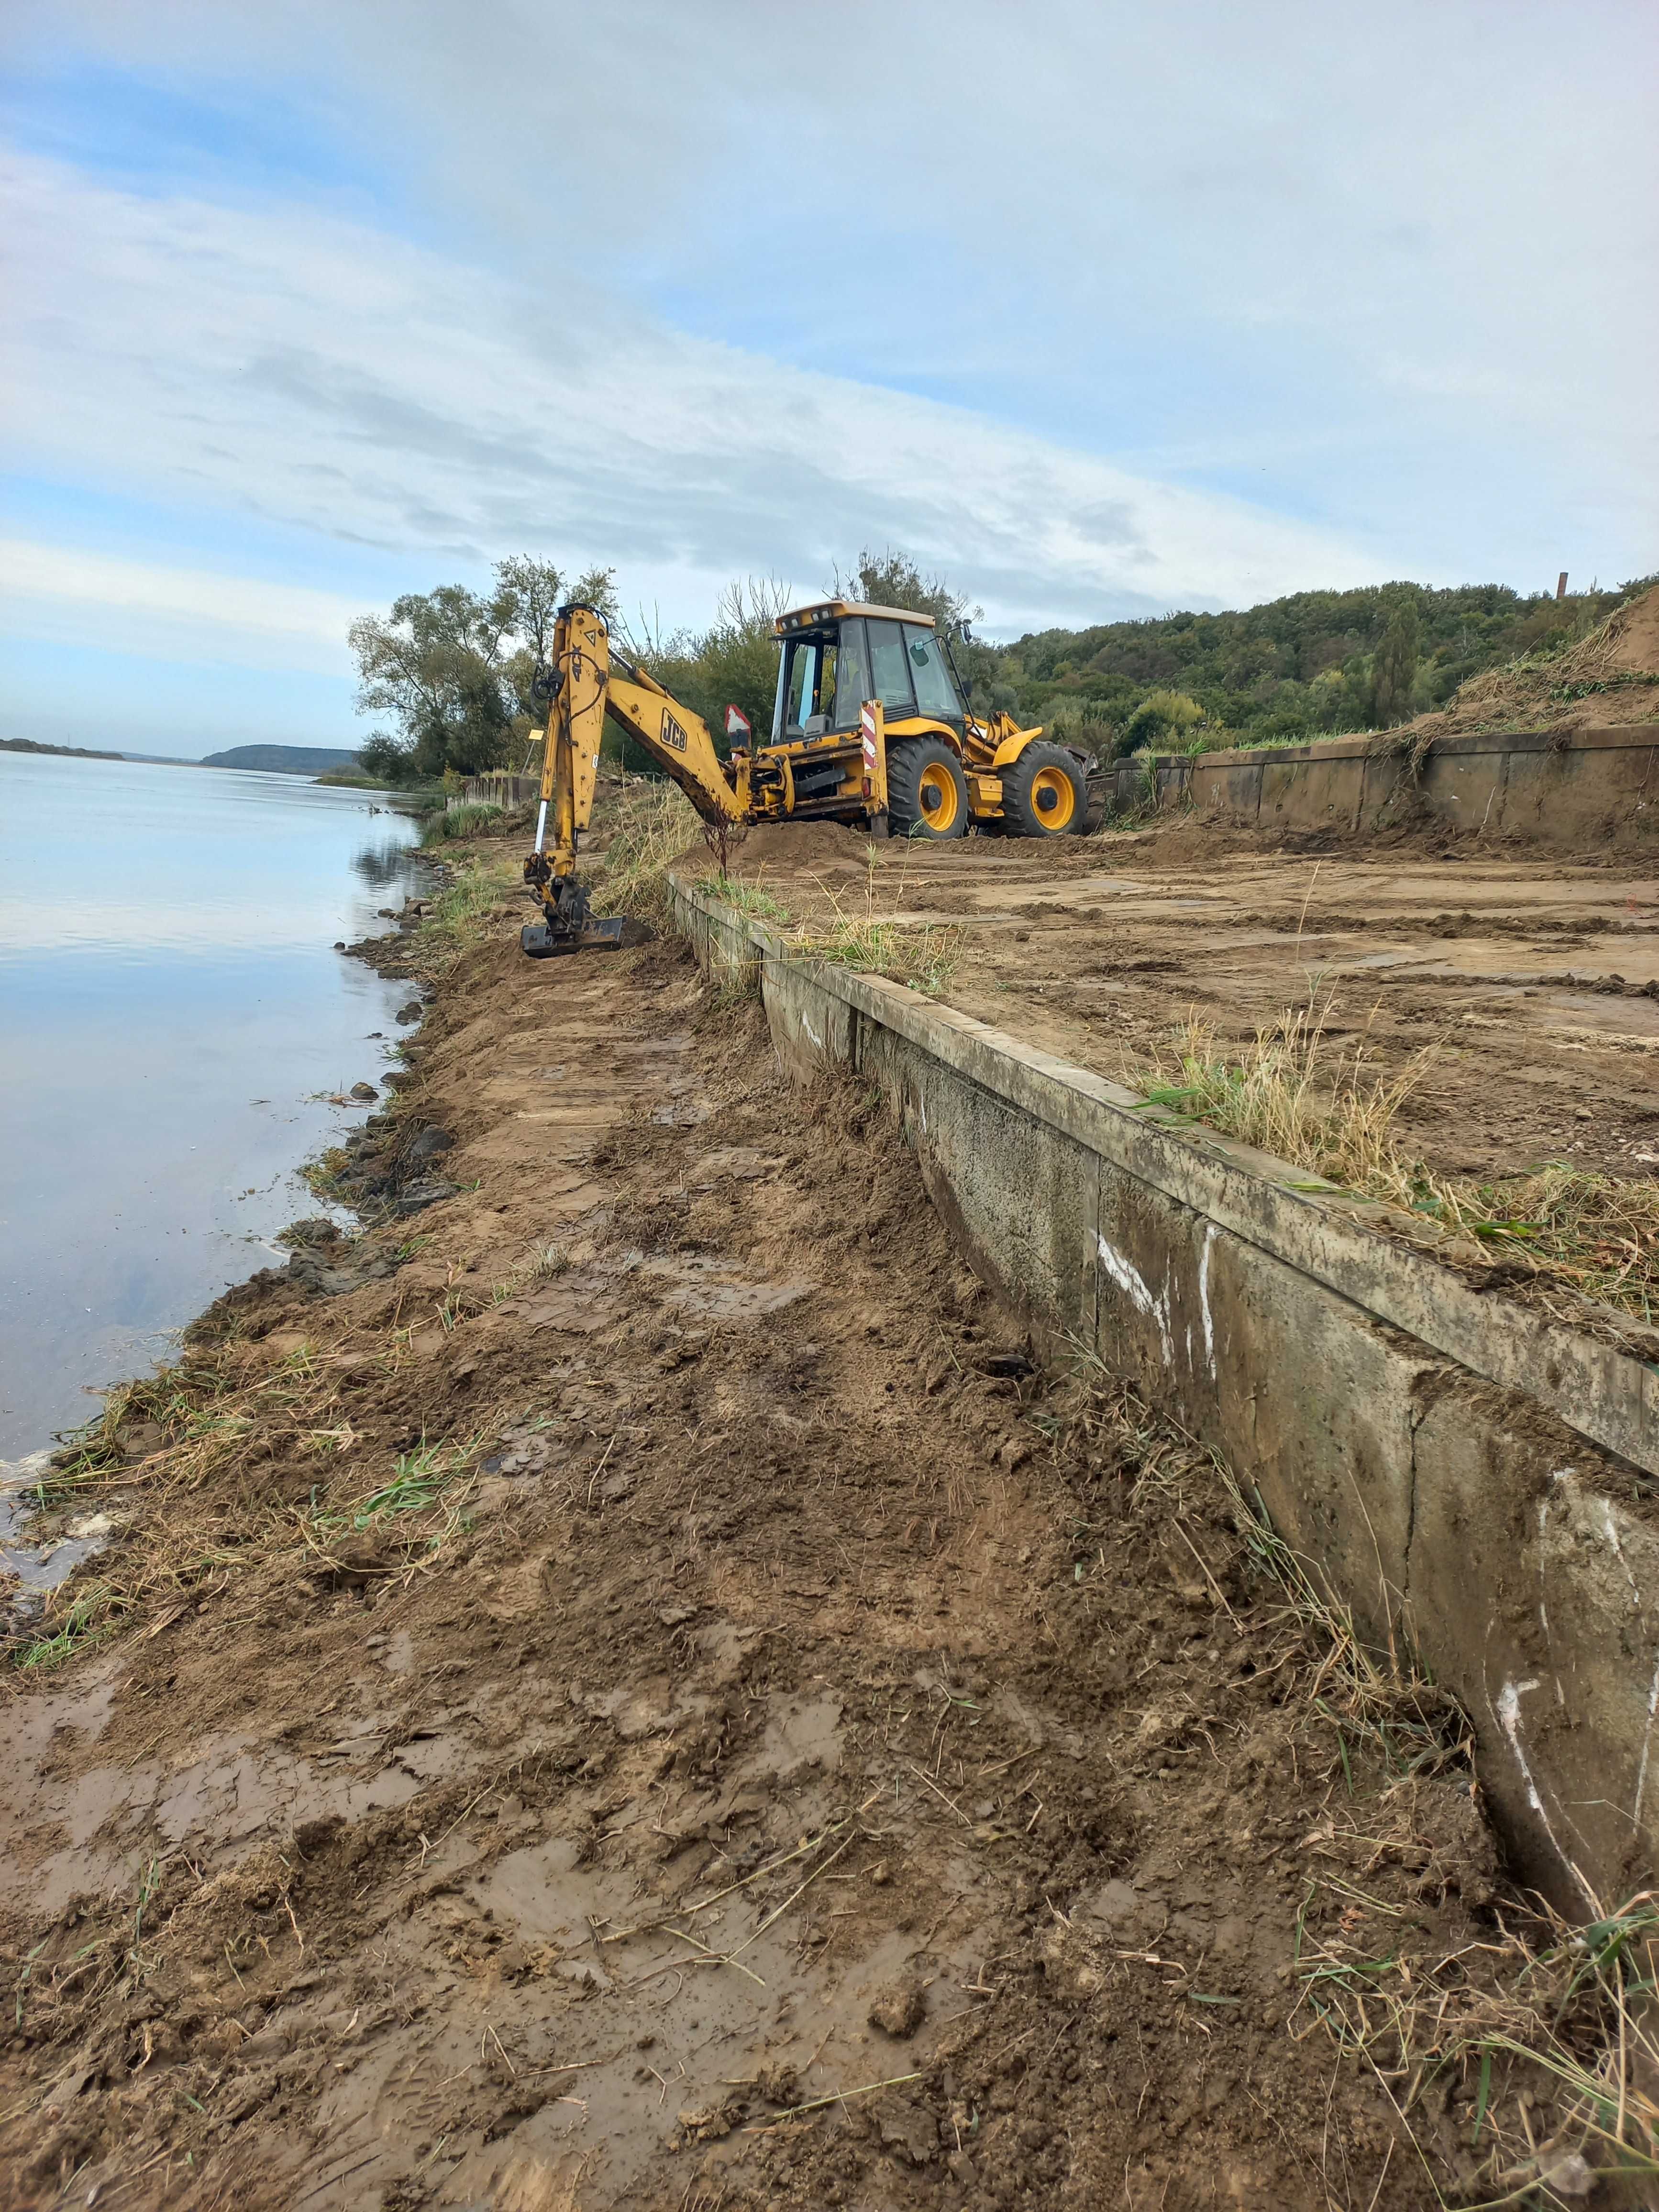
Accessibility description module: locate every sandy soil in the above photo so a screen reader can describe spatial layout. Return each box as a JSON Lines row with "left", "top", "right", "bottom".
{"left": 719, "top": 818, "right": 1659, "bottom": 1187}
{"left": 2, "top": 914, "right": 1520, "bottom": 2212}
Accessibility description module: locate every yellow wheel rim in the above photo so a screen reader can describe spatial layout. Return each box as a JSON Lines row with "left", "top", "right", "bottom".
{"left": 1029, "top": 764, "right": 1077, "bottom": 830}
{"left": 916, "top": 761, "right": 961, "bottom": 832}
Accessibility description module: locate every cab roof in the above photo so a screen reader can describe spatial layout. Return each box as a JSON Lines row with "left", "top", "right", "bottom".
{"left": 774, "top": 599, "right": 937, "bottom": 638}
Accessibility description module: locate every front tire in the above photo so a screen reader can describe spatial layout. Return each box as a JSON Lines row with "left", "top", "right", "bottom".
{"left": 1004, "top": 741, "right": 1086, "bottom": 837}
{"left": 888, "top": 737, "right": 969, "bottom": 841}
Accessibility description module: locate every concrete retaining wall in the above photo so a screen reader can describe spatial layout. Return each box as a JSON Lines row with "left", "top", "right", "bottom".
{"left": 460, "top": 772, "right": 542, "bottom": 809}
{"left": 1105, "top": 723, "right": 1659, "bottom": 845}
{"left": 668, "top": 871, "right": 1659, "bottom": 1910}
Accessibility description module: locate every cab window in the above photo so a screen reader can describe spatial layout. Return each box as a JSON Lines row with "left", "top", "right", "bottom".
{"left": 832, "top": 619, "right": 871, "bottom": 729}
{"left": 903, "top": 624, "right": 961, "bottom": 722}
{"left": 865, "top": 621, "right": 915, "bottom": 716}
{"left": 780, "top": 639, "right": 823, "bottom": 735}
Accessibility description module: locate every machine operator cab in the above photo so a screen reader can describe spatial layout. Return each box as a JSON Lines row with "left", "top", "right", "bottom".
{"left": 765, "top": 597, "right": 983, "bottom": 840}
{"left": 772, "top": 600, "right": 964, "bottom": 744}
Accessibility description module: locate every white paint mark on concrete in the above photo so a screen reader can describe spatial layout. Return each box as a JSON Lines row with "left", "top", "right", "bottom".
{"left": 1096, "top": 1234, "right": 1172, "bottom": 1366}
{"left": 1198, "top": 1225, "right": 1217, "bottom": 1379}
{"left": 1495, "top": 1676, "right": 1596, "bottom": 1905}
{"left": 1537, "top": 1499, "right": 1551, "bottom": 1646}
{"left": 1633, "top": 1657, "right": 1659, "bottom": 1830}
{"left": 1496, "top": 1678, "right": 1545, "bottom": 1814}
{"left": 801, "top": 1014, "right": 822, "bottom": 1051}
{"left": 1600, "top": 1500, "right": 1643, "bottom": 1611}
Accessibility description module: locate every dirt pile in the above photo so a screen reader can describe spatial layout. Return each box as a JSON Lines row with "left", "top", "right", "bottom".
{"left": 1595, "top": 582, "right": 1659, "bottom": 675}
{"left": 1401, "top": 580, "right": 1659, "bottom": 740}
{"left": 0, "top": 896, "right": 1582, "bottom": 2210}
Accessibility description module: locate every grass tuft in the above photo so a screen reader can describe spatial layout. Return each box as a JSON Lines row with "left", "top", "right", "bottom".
{"left": 411, "top": 851, "right": 524, "bottom": 972}
{"left": 1135, "top": 1003, "right": 1659, "bottom": 1323}
{"left": 715, "top": 850, "right": 962, "bottom": 996}
{"left": 13, "top": 1580, "right": 128, "bottom": 1671}
{"left": 420, "top": 799, "right": 505, "bottom": 846}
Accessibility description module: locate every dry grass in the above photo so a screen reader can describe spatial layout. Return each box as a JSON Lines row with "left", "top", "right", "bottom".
{"left": 1398, "top": 587, "right": 1659, "bottom": 747}
{"left": 1216, "top": 1453, "right": 1471, "bottom": 1781}
{"left": 1239, "top": 1458, "right": 1659, "bottom": 2199}
{"left": 1135, "top": 1002, "right": 1659, "bottom": 1324}
{"left": 1294, "top": 1885, "right": 1659, "bottom": 2202}
{"left": 1057, "top": 1357, "right": 1659, "bottom": 2199}
{"left": 409, "top": 850, "right": 523, "bottom": 973}
{"left": 714, "top": 849, "right": 962, "bottom": 997}
{"left": 590, "top": 778, "right": 700, "bottom": 925}
{"left": 5, "top": 1341, "right": 483, "bottom": 1671}
{"left": 420, "top": 798, "right": 506, "bottom": 846}
{"left": 294, "top": 1433, "right": 481, "bottom": 1579}
{"left": 1137, "top": 1001, "right": 1433, "bottom": 1192}
{"left": 792, "top": 876, "right": 962, "bottom": 997}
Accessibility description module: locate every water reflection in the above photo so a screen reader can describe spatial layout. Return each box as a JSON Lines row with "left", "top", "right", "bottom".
{"left": 0, "top": 753, "right": 432, "bottom": 1454}
{"left": 353, "top": 836, "right": 425, "bottom": 889}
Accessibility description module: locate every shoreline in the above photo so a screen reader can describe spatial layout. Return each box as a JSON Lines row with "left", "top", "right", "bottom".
{"left": 0, "top": 838, "right": 444, "bottom": 1501}
{"left": 0, "top": 810, "right": 1650, "bottom": 2209}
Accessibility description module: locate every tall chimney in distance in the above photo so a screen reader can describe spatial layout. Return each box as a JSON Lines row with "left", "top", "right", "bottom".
{"left": 1557, "top": 572, "right": 1569, "bottom": 599}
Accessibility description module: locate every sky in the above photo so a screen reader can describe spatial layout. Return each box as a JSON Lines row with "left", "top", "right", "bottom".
{"left": 2, "top": 0, "right": 1655, "bottom": 757}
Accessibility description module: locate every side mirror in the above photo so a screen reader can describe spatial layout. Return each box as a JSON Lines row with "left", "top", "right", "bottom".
{"left": 725, "top": 705, "right": 752, "bottom": 743}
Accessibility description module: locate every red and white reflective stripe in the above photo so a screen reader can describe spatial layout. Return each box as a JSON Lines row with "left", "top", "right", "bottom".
{"left": 861, "top": 704, "right": 878, "bottom": 770}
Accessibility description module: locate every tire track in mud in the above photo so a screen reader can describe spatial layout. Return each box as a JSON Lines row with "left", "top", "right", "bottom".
{"left": 3, "top": 928, "right": 1501, "bottom": 2212}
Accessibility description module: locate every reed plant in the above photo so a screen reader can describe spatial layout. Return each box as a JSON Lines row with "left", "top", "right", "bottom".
{"left": 590, "top": 778, "right": 700, "bottom": 924}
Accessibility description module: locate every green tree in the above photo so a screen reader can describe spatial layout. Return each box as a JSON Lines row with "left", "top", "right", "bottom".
{"left": 831, "top": 547, "right": 983, "bottom": 639}
{"left": 828, "top": 545, "right": 1009, "bottom": 708}
{"left": 1369, "top": 590, "right": 1420, "bottom": 728}
{"left": 350, "top": 557, "right": 617, "bottom": 780}
{"left": 629, "top": 576, "right": 790, "bottom": 758}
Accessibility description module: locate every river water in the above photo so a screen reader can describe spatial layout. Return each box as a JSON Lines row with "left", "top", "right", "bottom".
{"left": 0, "top": 752, "right": 431, "bottom": 1456}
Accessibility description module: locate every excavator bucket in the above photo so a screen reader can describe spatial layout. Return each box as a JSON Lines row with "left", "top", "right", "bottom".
{"left": 521, "top": 915, "right": 627, "bottom": 958}
{"left": 520, "top": 858, "right": 642, "bottom": 957}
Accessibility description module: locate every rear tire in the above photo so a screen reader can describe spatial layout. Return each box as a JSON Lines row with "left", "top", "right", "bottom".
{"left": 888, "top": 737, "right": 968, "bottom": 841}
{"left": 1004, "top": 741, "right": 1086, "bottom": 837}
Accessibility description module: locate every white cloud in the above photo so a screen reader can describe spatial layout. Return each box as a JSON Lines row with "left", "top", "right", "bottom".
{"left": 0, "top": 539, "right": 361, "bottom": 669}
{"left": 11, "top": 0, "right": 1654, "bottom": 577}
{"left": 2, "top": 149, "right": 1389, "bottom": 641}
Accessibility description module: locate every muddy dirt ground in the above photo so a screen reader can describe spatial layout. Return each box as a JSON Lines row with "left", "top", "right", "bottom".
{"left": 2, "top": 917, "right": 1530, "bottom": 2210}
{"left": 719, "top": 817, "right": 1659, "bottom": 1187}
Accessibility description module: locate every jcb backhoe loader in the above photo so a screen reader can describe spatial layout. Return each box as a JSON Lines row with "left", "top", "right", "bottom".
{"left": 521, "top": 596, "right": 1088, "bottom": 955}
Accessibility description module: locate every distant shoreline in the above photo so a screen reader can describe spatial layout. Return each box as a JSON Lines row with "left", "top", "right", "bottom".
{"left": 1, "top": 740, "right": 381, "bottom": 780}
{"left": 0, "top": 737, "right": 124, "bottom": 762}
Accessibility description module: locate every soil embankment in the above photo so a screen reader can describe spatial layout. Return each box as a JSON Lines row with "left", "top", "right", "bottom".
{"left": 1401, "top": 580, "right": 1659, "bottom": 741}
{"left": 3, "top": 888, "right": 1545, "bottom": 2210}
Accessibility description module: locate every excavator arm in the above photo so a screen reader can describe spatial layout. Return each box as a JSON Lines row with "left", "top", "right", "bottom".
{"left": 521, "top": 602, "right": 749, "bottom": 957}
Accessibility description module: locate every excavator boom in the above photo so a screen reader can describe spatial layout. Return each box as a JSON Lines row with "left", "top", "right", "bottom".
{"left": 521, "top": 602, "right": 747, "bottom": 956}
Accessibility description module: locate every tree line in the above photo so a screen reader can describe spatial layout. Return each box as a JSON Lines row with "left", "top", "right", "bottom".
{"left": 349, "top": 554, "right": 1657, "bottom": 784}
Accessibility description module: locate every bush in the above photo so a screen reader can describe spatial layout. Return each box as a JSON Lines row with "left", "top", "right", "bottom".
{"left": 1123, "top": 689, "right": 1206, "bottom": 752}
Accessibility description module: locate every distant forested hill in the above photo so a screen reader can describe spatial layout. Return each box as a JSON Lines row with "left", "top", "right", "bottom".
{"left": 994, "top": 575, "right": 1658, "bottom": 755}
{"left": 0, "top": 737, "right": 124, "bottom": 761}
{"left": 201, "top": 744, "right": 361, "bottom": 775}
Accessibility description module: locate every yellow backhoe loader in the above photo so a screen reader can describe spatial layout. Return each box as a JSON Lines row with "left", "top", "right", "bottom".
{"left": 521, "top": 596, "right": 1089, "bottom": 955}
